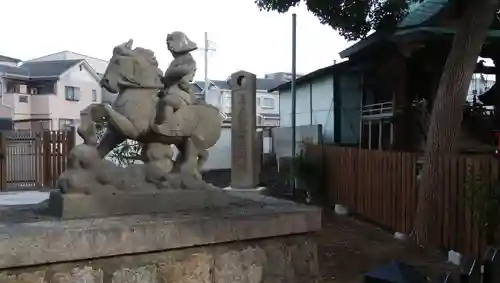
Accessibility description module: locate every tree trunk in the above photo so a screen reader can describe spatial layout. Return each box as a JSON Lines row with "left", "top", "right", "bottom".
{"left": 412, "top": 0, "right": 498, "bottom": 246}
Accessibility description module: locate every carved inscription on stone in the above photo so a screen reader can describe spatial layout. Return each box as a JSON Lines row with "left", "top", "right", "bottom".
{"left": 230, "top": 71, "right": 257, "bottom": 189}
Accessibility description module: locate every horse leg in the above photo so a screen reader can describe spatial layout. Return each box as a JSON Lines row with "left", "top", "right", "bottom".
{"left": 78, "top": 104, "right": 100, "bottom": 145}
{"left": 100, "top": 104, "right": 148, "bottom": 139}
{"left": 96, "top": 128, "right": 126, "bottom": 158}
{"left": 197, "top": 149, "right": 209, "bottom": 176}
{"left": 178, "top": 138, "right": 200, "bottom": 178}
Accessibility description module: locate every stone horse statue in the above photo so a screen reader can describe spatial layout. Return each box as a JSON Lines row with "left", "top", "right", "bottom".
{"left": 77, "top": 39, "right": 223, "bottom": 177}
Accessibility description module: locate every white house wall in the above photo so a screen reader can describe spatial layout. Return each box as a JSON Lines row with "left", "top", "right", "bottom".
{"left": 279, "top": 75, "right": 335, "bottom": 142}
{"left": 202, "top": 127, "right": 272, "bottom": 171}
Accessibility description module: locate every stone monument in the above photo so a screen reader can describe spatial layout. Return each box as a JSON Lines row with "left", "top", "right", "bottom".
{"left": 230, "top": 71, "right": 259, "bottom": 189}
{"left": 0, "top": 32, "right": 321, "bottom": 282}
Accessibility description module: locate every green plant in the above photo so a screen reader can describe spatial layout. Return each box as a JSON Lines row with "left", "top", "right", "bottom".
{"left": 290, "top": 145, "right": 324, "bottom": 204}
{"left": 465, "top": 169, "right": 500, "bottom": 245}
{"left": 95, "top": 123, "right": 143, "bottom": 167}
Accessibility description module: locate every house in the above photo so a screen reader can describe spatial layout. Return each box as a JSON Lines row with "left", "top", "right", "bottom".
{"left": 264, "top": 72, "right": 304, "bottom": 81}
{"left": 271, "top": 0, "right": 500, "bottom": 152}
{"left": 269, "top": 61, "right": 362, "bottom": 145}
{"left": 0, "top": 55, "right": 102, "bottom": 132}
{"left": 26, "top": 51, "right": 115, "bottom": 104}
{"left": 192, "top": 76, "right": 283, "bottom": 127}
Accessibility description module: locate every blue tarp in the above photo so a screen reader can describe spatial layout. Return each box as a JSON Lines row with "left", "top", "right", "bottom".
{"left": 364, "top": 261, "right": 424, "bottom": 283}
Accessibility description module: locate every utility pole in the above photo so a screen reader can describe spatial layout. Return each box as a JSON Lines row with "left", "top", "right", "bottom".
{"left": 202, "top": 32, "right": 216, "bottom": 100}
{"left": 291, "top": 13, "right": 297, "bottom": 197}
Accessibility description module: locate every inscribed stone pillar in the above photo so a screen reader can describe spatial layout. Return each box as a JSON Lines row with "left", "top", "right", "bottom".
{"left": 230, "top": 71, "right": 258, "bottom": 189}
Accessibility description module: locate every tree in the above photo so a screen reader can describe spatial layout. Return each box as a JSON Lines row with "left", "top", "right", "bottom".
{"left": 255, "top": 0, "right": 409, "bottom": 41}
{"left": 256, "top": 0, "right": 499, "bottom": 246}
{"left": 95, "top": 123, "right": 143, "bottom": 167}
{"left": 412, "top": 0, "right": 498, "bottom": 246}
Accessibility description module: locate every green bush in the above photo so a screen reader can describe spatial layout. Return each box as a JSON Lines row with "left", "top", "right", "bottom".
{"left": 290, "top": 146, "right": 324, "bottom": 204}
{"left": 95, "top": 123, "right": 143, "bottom": 167}
{"left": 465, "top": 176, "right": 500, "bottom": 245}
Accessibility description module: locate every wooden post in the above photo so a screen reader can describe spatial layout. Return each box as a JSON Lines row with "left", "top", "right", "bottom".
{"left": 0, "top": 132, "right": 6, "bottom": 191}
{"left": 459, "top": 258, "right": 481, "bottom": 283}
{"left": 483, "top": 247, "right": 499, "bottom": 283}
{"left": 42, "top": 130, "right": 51, "bottom": 188}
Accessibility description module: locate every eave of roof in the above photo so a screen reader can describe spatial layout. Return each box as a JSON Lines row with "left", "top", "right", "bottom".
{"left": 268, "top": 60, "right": 357, "bottom": 93}
{"left": 0, "top": 55, "right": 22, "bottom": 63}
{"left": 1, "top": 59, "right": 100, "bottom": 82}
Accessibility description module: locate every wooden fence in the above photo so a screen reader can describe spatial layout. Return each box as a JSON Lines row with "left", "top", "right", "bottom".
{"left": 0, "top": 129, "right": 75, "bottom": 191}
{"left": 308, "top": 145, "right": 500, "bottom": 258}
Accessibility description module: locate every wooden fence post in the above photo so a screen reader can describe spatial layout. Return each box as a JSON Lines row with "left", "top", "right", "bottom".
{"left": 460, "top": 258, "right": 481, "bottom": 283}
{"left": 68, "top": 126, "right": 76, "bottom": 150}
{"left": 483, "top": 247, "right": 499, "bottom": 283}
{"left": 0, "top": 132, "right": 6, "bottom": 191}
{"left": 42, "top": 130, "right": 51, "bottom": 187}
{"left": 431, "top": 272, "right": 451, "bottom": 283}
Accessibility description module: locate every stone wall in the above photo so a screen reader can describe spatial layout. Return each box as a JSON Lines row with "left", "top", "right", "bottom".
{"left": 0, "top": 192, "right": 321, "bottom": 283}
{"left": 0, "top": 235, "right": 318, "bottom": 283}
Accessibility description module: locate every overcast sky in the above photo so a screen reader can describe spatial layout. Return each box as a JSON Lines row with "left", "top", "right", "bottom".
{"left": 0, "top": 0, "right": 351, "bottom": 80}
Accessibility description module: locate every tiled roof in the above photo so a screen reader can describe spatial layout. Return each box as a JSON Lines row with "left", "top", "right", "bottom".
{"left": 0, "top": 59, "right": 83, "bottom": 79}
{"left": 0, "top": 55, "right": 21, "bottom": 63}
{"left": 20, "top": 60, "right": 83, "bottom": 78}
{"left": 398, "top": 0, "right": 449, "bottom": 28}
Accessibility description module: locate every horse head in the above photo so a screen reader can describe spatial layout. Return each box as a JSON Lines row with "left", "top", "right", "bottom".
{"left": 100, "top": 39, "right": 163, "bottom": 94}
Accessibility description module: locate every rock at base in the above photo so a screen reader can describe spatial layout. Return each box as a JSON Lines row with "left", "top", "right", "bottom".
{"left": 44, "top": 189, "right": 258, "bottom": 219}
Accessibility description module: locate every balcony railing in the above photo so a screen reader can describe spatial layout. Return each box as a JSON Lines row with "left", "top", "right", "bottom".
{"left": 361, "top": 101, "right": 394, "bottom": 119}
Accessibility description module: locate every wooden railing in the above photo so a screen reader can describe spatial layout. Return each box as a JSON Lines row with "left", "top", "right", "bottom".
{"left": 361, "top": 101, "right": 394, "bottom": 119}
{"left": 308, "top": 145, "right": 500, "bottom": 258}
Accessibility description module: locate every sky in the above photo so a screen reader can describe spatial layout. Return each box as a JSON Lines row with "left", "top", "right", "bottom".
{"left": 0, "top": 0, "right": 351, "bottom": 81}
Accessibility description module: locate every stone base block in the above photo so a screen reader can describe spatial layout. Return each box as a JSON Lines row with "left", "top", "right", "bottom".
{"left": 45, "top": 189, "right": 262, "bottom": 220}
{"left": 334, "top": 204, "right": 349, "bottom": 215}
{"left": 0, "top": 192, "right": 321, "bottom": 282}
{"left": 448, "top": 250, "right": 462, "bottom": 266}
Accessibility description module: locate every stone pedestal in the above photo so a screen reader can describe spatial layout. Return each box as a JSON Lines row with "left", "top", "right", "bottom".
{"left": 0, "top": 192, "right": 321, "bottom": 283}
{"left": 44, "top": 189, "right": 259, "bottom": 220}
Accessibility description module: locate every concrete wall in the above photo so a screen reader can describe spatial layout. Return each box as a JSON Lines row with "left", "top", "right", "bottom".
{"left": 271, "top": 124, "right": 323, "bottom": 159}
{"left": 279, "top": 76, "right": 334, "bottom": 142}
{"left": 0, "top": 194, "right": 320, "bottom": 283}
{"left": 202, "top": 127, "right": 271, "bottom": 171}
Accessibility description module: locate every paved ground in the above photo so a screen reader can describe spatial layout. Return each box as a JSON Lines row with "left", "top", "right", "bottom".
{"left": 0, "top": 191, "right": 49, "bottom": 206}
{"left": 318, "top": 212, "right": 459, "bottom": 283}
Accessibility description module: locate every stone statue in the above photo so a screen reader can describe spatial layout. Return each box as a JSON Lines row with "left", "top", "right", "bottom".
{"left": 153, "top": 31, "right": 199, "bottom": 136}
{"left": 60, "top": 34, "right": 223, "bottom": 194}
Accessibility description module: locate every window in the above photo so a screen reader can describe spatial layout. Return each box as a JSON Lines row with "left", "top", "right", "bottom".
{"left": 259, "top": 97, "right": 276, "bottom": 109}
{"left": 6, "top": 82, "right": 20, "bottom": 93}
{"left": 92, "top": 89, "right": 97, "bottom": 102}
{"left": 18, "top": 95, "right": 28, "bottom": 103}
{"left": 222, "top": 93, "right": 231, "bottom": 107}
{"left": 65, "top": 86, "right": 80, "bottom": 101}
{"left": 59, "top": 119, "right": 74, "bottom": 130}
